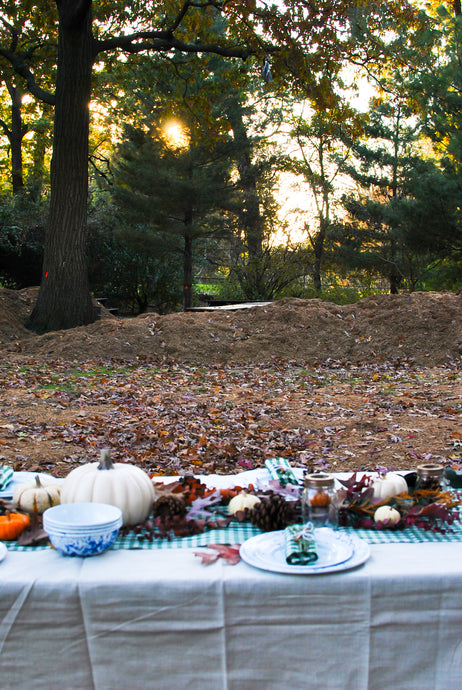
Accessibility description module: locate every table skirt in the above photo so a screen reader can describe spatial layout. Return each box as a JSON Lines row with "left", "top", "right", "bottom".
{"left": 1, "top": 542, "right": 462, "bottom": 690}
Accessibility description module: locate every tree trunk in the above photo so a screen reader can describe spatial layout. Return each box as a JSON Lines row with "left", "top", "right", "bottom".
{"left": 27, "top": 0, "right": 95, "bottom": 332}
{"left": 312, "top": 241, "right": 323, "bottom": 294}
{"left": 183, "top": 206, "right": 193, "bottom": 311}
{"left": 226, "top": 98, "right": 265, "bottom": 297}
{"left": 312, "top": 216, "right": 327, "bottom": 295}
{"left": 389, "top": 268, "right": 401, "bottom": 294}
{"left": 9, "top": 85, "right": 25, "bottom": 195}
{"left": 29, "top": 105, "right": 52, "bottom": 202}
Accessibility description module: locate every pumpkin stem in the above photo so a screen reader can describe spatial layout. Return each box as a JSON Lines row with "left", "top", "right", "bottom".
{"left": 98, "top": 449, "right": 114, "bottom": 470}
{"left": 34, "top": 475, "right": 43, "bottom": 488}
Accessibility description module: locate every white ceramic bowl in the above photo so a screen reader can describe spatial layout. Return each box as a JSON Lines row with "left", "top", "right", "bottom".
{"left": 43, "top": 503, "right": 122, "bottom": 556}
{"left": 43, "top": 502, "right": 122, "bottom": 528}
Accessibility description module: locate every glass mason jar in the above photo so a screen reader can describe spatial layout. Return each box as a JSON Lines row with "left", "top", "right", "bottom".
{"left": 415, "top": 464, "right": 447, "bottom": 493}
{"left": 302, "top": 472, "right": 338, "bottom": 528}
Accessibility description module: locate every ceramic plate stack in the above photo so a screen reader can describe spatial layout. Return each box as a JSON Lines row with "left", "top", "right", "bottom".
{"left": 43, "top": 502, "right": 122, "bottom": 557}
{"left": 240, "top": 527, "right": 370, "bottom": 574}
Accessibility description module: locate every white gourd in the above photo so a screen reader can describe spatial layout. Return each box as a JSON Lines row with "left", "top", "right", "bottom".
{"left": 228, "top": 492, "right": 261, "bottom": 514}
{"left": 372, "top": 473, "right": 408, "bottom": 501}
{"left": 60, "top": 450, "right": 155, "bottom": 526}
{"left": 374, "top": 505, "right": 401, "bottom": 525}
{"left": 13, "top": 475, "right": 61, "bottom": 515}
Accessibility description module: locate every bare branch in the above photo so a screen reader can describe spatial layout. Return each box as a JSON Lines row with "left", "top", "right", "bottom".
{"left": 165, "top": 1, "right": 193, "bottom": 35}
{"left": 0, "top": 16, "right": 19, "bottom": 52}
{"left": 95, "top": 31, "right": 253, "bottom": 61}
{"left": 89, "top": 153, "right": 112, "bottom": 183}
{"left": 0, "top": 117, "right": 11, "bottom": 137}
{"left": 164, "top": 1, "right": 227, "bottom": 34}
{"left": 0, "top": 48, "right": 55, "bottom": 105}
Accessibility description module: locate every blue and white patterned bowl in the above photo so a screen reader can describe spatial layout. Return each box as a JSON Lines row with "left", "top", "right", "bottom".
{"left": 43, "top": 503, "right": 123, "bottom": 557}
{"left": 45, "top": 526, "right": 121, "bottom": 557}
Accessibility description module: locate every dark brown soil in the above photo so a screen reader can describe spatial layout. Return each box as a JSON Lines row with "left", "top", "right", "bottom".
{"left": 1, "top": 288, "right": 461, "bottom": 365}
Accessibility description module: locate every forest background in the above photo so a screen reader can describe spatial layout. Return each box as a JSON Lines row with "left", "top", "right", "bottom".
{"left": 0, "top": 0, "right": 461, "bottom": 320}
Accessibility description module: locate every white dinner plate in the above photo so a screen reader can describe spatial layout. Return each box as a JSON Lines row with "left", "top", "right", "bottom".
{"left": 0, "top": 471, "right": 61, "bottom": 499}
{"left": 240, "top": 528, "right": 370, "bottom": 575}
{"left": 0, "top": 542, "right": 7, "bottom": 562}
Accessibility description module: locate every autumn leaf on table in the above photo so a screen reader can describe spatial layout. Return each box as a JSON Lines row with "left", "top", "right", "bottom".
{"left": 194, "top": 544, "right": 241, "bottom": 566}
{"left": 0, "top": 498, "right": 16, "bottom": 514}
{"left": 186, "top": 490, "right": 223, "bottom": 521}
{"left": 17, "top": 523, "right": 49, "bottom": 546}
{"left": 268, "top": 479, "right": 303, "bottom": 500}
{"left": 194, "top": 549, "right": 221, "bottom": 566}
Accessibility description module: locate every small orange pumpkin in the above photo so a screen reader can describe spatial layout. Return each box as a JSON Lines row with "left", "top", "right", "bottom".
{"left": 0, "top": 511, "right": 31, "bottom": 541}
{"left": 310, "top": 491, "right": 331, "bottom": 508}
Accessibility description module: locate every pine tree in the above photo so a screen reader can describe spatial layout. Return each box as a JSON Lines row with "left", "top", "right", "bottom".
{"left": 337, "top": 99, "right": 430, "bottom": 292}
{"left": 109, "top": 53, "right": 237, "bottom": 311}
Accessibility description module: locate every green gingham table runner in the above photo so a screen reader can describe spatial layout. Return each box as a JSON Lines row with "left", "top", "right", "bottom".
{"left": 7, "top": 519, "right": 462, "bottom": 552}
{"left": 338, "top": 524, "right": 462, "bottom": 544}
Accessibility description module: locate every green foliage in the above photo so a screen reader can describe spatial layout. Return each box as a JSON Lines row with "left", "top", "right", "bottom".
{"left": 0, "top": 3, "right": 56, "bottom": 194}
{"left": 0, "top": 191, "right": 44, "bottom": 287}
{"left": 281, "top": 271, "right": 386, "bottom": 304}
{"left": 87, "top": 197, "right": 183, "bottom": 314}
{"left": 1, "top": 0, "right": 459, "bottom": 319}
{"left": 421, "top": 258, "right": 462, "bottom": 292}
{"left": 226, "top": 243, "right": 311, "bottom": 301}
{"left": 105, "top": 48, "right": 255, "bottom": 310}
{"left": 335, "top": 98, "right": 437, "bottom": 292}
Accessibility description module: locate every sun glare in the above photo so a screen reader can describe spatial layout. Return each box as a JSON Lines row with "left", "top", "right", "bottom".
{"left": 163, "top": 121, "right": 190, "bottom": 149}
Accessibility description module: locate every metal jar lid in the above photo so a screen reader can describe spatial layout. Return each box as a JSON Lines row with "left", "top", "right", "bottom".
{"left": 304, "top": 472, "right": 335, "bottom": 489}
{"left": 416, "top": 463, "right": 444, "bottom": 479}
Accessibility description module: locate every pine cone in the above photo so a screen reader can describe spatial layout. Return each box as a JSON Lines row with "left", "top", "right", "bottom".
{"left": 153, "top": 494, "right": 186, "bottom": 518}
{"left": 249, "top": 494, "right": 296, "bottom": 531}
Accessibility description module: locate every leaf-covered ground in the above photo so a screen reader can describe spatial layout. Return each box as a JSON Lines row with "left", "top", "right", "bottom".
{"left": 1, "top": 359, "right": 461, "bottom": 477}
{"left": 0, "top": 287, "right": 461, "bottom": 477}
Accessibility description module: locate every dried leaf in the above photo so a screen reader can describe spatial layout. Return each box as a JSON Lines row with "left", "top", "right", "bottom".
{"left": 194, "top": 544, "right": 241, "bottom": 566}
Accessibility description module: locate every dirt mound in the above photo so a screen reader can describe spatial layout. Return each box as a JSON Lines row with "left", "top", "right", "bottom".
{"left": 0, "top": 287, "right": 461, "bottom": 365}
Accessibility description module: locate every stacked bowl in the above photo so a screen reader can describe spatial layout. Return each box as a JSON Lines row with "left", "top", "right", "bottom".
{"left": 43, "top": 502, "right": 123, "bottom": 557}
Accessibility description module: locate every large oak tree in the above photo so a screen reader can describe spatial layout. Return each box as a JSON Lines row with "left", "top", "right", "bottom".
{"left": 1, "top": 1, "right": 418, "bottom": 331}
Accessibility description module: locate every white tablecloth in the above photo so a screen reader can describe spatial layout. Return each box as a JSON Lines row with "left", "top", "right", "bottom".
{"left": 1, "top": 471, "right": 462, "bottom": 689}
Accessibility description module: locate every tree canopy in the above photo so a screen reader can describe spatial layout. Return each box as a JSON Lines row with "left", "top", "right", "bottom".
{"left": 3, "top": 1, "right": 461, "bottom": 323}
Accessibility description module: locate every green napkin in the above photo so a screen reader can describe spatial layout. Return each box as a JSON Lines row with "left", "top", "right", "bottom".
{"left": 0, "top": 466, "right": 14, "bottom": 491}
{"left": 285, "top": 523, "right": 318, "bottom": 565}
{"left": 265, "top": 458, "right": 298, "bottom": 487}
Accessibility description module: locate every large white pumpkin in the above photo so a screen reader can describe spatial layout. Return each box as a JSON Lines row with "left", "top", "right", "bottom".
{"left": 372, "top": 472, "right": 408, "bottom": 501}
{"left": 60, "top": 450, "right": 155, "bottom": 526}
